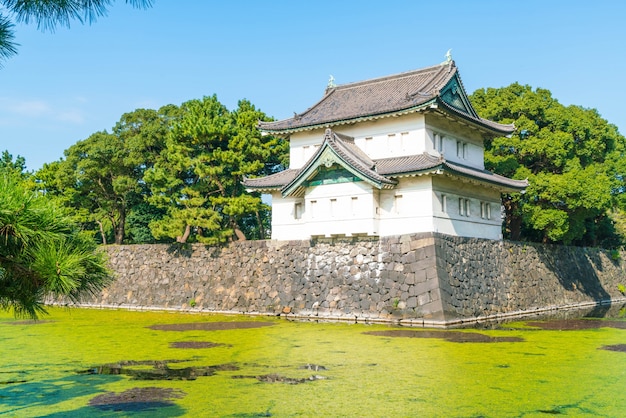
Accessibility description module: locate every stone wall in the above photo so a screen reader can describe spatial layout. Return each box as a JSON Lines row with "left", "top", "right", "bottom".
{"left": 435, "top": 235, "right": 625, "bottom": 323}
{"left": 76, "top": 233, "right": 625, "bottom": 326}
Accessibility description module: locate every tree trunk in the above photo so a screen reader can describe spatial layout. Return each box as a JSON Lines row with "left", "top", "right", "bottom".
{"left": 255, "top": 210, "right": 265, "bottom": 239}
{"left": 234, "top": 227, "right": 247, "bottom": 241}
{"left": 114, "top": 209, "right": 125, "bottom": 245}
{"left": 177, "top": 224, "right": 191, "bottom": 243}
{"left": 504, "top": 199, "right": 522, "bottom": 241}
{"left": 96, "top": 220, "right": 107, "bottom": 245}
{"left": 226, "top": 216, "right": 246, "bottom": 241}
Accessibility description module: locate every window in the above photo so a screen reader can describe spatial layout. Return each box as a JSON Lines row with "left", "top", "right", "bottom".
{"left": 441, "top": 194, "right": 447, "bottom": 212}
{"left": 394, "top": 194, "right": 403, "bottom": 214}
{"left": 330, "top": 198, "right": 337, "bottom": 217}
{"left": 310, "top": 200, "right": 317, "bottom": 218}
{"left": 351, "top": 196, "right": 358, "bottom": 216}
{"left": 481, "top": 202, "right": 491, "bottom": 219}
{"left": 456, "top": 141, "right": 467, "bottom": 159}
{"left": 400, "top": 132, "right": 409, "bottom": 151}
{"left": 294, "top": 202, "right": 303, "bottom": 220}
{"left": 459, "top": 198, "right": 470, "bottom": 217}
{"left": 434, "top": 132, "right": 443, "bottom": 152}
{"left": 388, "top": 133, "right": 397, "bottom": 154}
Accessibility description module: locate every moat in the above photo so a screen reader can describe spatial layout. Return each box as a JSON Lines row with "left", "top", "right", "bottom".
{"left": 1, "top": 306, "right": 624, "bottom": 417}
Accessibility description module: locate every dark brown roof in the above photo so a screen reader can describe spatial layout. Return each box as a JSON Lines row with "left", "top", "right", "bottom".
{"left": 243, "top": 169, "right": 298, "bottom": 190}
{"left": 441, "top": 160, "right": 528, "bottom": 190}
{"left": 243, "top": 129, "right": 528, "bottom": 193}
{"left": 376, "top": 154, "right": 528, "bottom": 191}
{"left": 259, "top": 61, "right": 514, "bottom": 136}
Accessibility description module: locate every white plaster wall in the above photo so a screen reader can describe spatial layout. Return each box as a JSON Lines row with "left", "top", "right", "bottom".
{"left": 424, "top": 113, "right": 485, "bottom": 169}
{"left": 305, "top": 181, "right": 378, "bottom": 237}
{"left": 289, "top": 130, "right": 325, "bottom": 168}
{"left": 271, "top": 174, "right": 505, "bottom": 240}
{"left": 270, "top": 192, "right": 307, "bottom": 240}
{"left": 288, "top": 114, "right": 429, "bottom": 167}
{"left": 288, "top": 113, "right": 487, "bottom": 171}
{"left": 341, "top": 115, "right": 427, "bottom": 160}
{"left": 270, "top": 182, "right": 382, "bottom": 240}
{"left": 431, "top": 176, "right": 503, "bottom": 240}
{"left": 376, "top": 176, "right": 435, "bottom": 236}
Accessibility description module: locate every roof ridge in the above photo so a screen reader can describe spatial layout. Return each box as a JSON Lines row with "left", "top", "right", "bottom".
{"left": 331, "top": 62, "right": 453, "bottom": 91}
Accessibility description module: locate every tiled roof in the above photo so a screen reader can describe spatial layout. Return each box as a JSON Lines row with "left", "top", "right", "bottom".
{"left": 243, "top": 129, "right": 528, "bottom": 193}
{"left": 259, "top": 61, "right": 514, "bottom": 136}
{"left": 376, "top": 154, "right": 442, "bottom": 175}
{"left": 281, "top": 129, "right": 396, "bottom": 197}
{"left": 376, "top": 154, "right": 527, "bottom": 191}
{"left": 441, "top": 160, "right": 528, "bottom": 191}
{"left": 243, "top": 169, "right": 298, "bottom": 191}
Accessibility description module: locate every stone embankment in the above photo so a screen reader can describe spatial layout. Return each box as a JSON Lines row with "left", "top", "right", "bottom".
{"left": 73, "top": 233, "right": 625, "bottom": 327}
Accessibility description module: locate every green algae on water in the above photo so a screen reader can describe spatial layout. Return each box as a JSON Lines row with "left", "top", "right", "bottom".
{"left": 0, "top": 307, "right": 624, "bottom": 417}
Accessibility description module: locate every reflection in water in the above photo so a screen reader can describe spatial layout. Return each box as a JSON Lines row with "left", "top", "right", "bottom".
{"left": 363, "top": 329, "right": 524, "bottom": 343}
{"left": 599, "top": 344, "right": 626, "bottom": 352}
{"left": 525, "top": 319, "right": 626, "bottom": 330}
{"left": 89, "top": 387, "right": 185, "bottom": 412}
{"left": 148, "top": 322, "right": 275, "bottom": 331}
{"left": 79, "top": 360, "right": 239, "bottom": 380}
{"left": 232, "top": 373, "right": 328, "bottom": 385}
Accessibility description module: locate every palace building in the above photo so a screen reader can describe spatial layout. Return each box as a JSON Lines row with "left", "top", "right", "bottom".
{"left": 244, "top": 58, "right": 527, "bottom": 240}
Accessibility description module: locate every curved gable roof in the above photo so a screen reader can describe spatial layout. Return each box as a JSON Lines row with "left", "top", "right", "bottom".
{"left": 259, "top": 61, "right": 514, "bottom": 136}
{"left": 281, "top": 129, "right": 397, "bottom": 197}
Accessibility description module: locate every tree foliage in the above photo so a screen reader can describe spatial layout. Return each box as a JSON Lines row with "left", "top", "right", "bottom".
{"left": 470, "top": 83, "right": 626, "bottom": 247}
{"left": 36, "top": 98, "right": 287, "bottom": 245}
{"left": 146, "top": 95, "right": 287, "bottom": 244}
{"left": 0, "top": 0, "right": 152, "bottom": 65}
{"left": 37, "top": 106, "right": 176, "bottom": 244}
{"left": 0, "top": 168, "right": 110, "bottom": 318}
{"left": 0, "top": 150, "right": 27, "bottom": 174}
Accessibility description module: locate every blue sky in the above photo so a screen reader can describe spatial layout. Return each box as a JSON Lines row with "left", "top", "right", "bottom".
{"left": 1, "top": 1, "right": 625, "bottom": 171}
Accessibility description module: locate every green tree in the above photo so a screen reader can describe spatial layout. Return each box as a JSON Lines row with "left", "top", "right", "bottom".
{"left": 470, "top": 83, "right": 626, "bottom": 246}
{"left": 0, "top": 0, "right": 152, "bottom": 65}
{"left": 0, "top": 150, "right": 27, "bottom": 174}
{"left": 110, "top": 106, "right": 180, "bottom": 242}
{"left": 145, "top": 96, "right": 287, "bottom": 243}
{"left": 38, "top": 131, "right": 137, "bottom": 245}
{"left": 0, "top": 168, "right": 110, "bottom": 318}
{"left": 37, "top": 106, "right": 177, "bottom": 244}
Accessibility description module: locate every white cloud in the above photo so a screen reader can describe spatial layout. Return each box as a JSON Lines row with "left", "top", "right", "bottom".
{"left": 3, "top": 99, "right": 51, "bottom": 117}
{"left": 57, "top": 109, "right": 85, "bottom": 124}
{"left": 0, "top": 97, "right": 85, "bottom": 125}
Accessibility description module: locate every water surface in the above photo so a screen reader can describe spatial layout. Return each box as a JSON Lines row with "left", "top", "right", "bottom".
{"left": 0, "top": 307, "right": 624, "bottom": 417}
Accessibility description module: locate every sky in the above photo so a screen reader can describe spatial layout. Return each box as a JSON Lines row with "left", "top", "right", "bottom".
{"left": 1, "top": 0, "right": 626, "bottom": 172}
